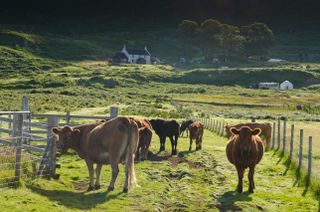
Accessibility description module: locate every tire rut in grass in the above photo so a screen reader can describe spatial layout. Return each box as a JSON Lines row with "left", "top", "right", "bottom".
{"left": 145, "top": 150, "right": 229, "bottom": 210}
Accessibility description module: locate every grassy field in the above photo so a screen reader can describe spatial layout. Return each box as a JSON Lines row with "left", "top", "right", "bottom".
{"left": 0, "top": 130, "right": 318, "bottom": 211}
{"left": 1, "top": 20, "right": 320, "bottom": 210}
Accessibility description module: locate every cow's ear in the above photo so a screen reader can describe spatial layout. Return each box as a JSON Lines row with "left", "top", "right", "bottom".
{"left": 252, "top": 128, "right": 262, "bottom": 136}
{"left": 73, "top": 129, "right": 80, "bottom": 134}
{"left": 52, "top": 127, "right": 61, "bottom": 134}
{"left": 230, "top": 127, "right": 239, "bottom": 135}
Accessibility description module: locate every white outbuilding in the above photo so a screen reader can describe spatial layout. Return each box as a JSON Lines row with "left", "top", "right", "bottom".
{"left": 280, "top": 80, "right": 294, "bottom": 90}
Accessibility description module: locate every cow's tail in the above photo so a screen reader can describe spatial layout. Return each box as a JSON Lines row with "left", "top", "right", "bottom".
{"left": 125, "top": 119, "right": 139, "bottom": 189}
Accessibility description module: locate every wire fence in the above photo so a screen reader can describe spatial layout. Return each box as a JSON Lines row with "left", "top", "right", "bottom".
{"left": 197, "top": 116, "right": 318, "bottom": 186}
{"left": 0, "top": 96, "right": 119, "bottom": 190}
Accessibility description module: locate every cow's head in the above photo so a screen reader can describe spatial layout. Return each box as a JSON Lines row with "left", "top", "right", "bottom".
{"left": 52, "top": 126, "right": 80, "bottom": 153}
{"left": 149, "top": 119, "right": 159, "bottom": 130}
{"left": 138, "top": 127, "right": 152, "bottom": 161}
{"left": 230, "top": 126, "right": 261, "bottom": 144}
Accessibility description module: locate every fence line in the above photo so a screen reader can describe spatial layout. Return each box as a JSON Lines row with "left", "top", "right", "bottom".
{"left": 197, "top": 116, "right": 316, "bottom": 186}
{"left": 0, "top": 97, "right": 119, "bottom": 189}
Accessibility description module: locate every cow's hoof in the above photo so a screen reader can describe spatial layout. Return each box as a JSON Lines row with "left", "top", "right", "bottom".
{"left": 87, "top": 185, "right": 95, "bottom": 192}
{"left": 248, "top": 188, "right": 254, "bottom": 193}
{"left": 94, "top": 184, "right": 101, "bottom": 190}
{"left": 189, "top": 148, "right": 191, "bottom": 151}
{"left": 107, "top": 186, "right": 114, "bottom": 191}
{"left": 123, "top": 187, "right": 128, "bottom": 193}
{"left": 237, "top": 186, "right": 243, "bottom": 193}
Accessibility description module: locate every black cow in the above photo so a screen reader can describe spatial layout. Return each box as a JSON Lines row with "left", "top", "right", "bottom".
{"left": 149, "top": 119, "right": 180, "bottom": 155}
{"left": 180, "top": 120, "right": 194, "bottom": 137}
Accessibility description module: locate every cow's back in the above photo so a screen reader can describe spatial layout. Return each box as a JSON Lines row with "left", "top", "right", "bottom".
{"left": 86, "top": 117, "right": 138, "bottom": 164}
{"left": 165, "top": 120, "right": 180, "bottom": 136}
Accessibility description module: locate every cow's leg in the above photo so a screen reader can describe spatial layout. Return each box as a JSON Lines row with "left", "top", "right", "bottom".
{"left": 186, "top": 129, "right": 189, "bottom": 137}
{"left": 94, "top": 164, "right": 103, "bottom": 190}
{"left": 174, "top": 134, "right": 178, "bottom": 155}
{"left": 248, "top": 165, "right": 255, "bottom": 193}
{"left": 162, "top": 136, "right": 166, "bottom": 151}
{"left": 123, "top": 161, "right": 130, "bottom": 193}
{"left": 159, "top": 136, "right": 165, "bottom": 151}
{"left": 169, "top": 136, "right": 175, "bottom": 155}
{"left": 189, "top": 137, "right": 193, "bottom": 151}
{"left": 85, "top": 159, "right": 95, "bottom": 191}
{"left": 108, "top": 163, "right": 119, "bottom": 191}
{"left": 236, "top": 166, "right": 244, "bottom": 193}
{"left": 195, "top": 137, "right": 200, "bottom": 150}
{"left": 136, "top": 145, "right": 141, "bottom": 160}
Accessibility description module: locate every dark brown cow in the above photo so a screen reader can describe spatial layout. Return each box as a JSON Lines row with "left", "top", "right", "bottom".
{"left": 129, "top": 117, "right": 153, "bottom": 160}
{"left": 52, "top": 117, "right": 139, "bottom": 193}
{"left": 225, "top": 122, "right": 272, "bottom": 149}
{"left": 226, "top": 126, "right": 264, "bottom": 193}
{"left": 149, "top": 119, "right": 180, "bottom": 155}
{"left": 188, "top": 121, "right": 204, "bottom": 151}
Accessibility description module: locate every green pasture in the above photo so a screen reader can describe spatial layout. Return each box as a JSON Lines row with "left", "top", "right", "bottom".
{"left": 0, "top": 130, "right": 318, "bottom": 211}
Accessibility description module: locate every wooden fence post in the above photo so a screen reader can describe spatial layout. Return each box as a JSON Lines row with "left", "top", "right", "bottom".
{"left": 307, "top": 136, "right": 312, "bottom": 185}
{"left": 46, "top": 116, "right": 59, "bottom": 178}
{"left": 283, "top": 118, "right": 287, "bottom": 153}
{"left": 272, "top": 122, "right": 276, "bottom": 149}
{"left": 66, "top": 111, "right": 71, "bottom": 126}
{"left": 8, "top": 107, "right": 12, "bottom": 136}
{"left": 298, "top": 129, "right": 303, "bottom": 171}
{"left": 221, "top": 120, "right": 225, "bottom": 136}
{"left": 22, "top": 96, "right": 30, "bottom": 144}
{"left": 14, "top": 114, "right": 23, "bottom": 184}
{"left": 277, "top": 118, "right": 281, "bottom": 150}
{"left": 110, "top": 107, "right": 118, "bottom": 119}
{"left": 289, "top": 124, "right": 294, "bottom": 161}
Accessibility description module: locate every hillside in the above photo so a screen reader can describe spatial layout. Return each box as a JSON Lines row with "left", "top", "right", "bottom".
{"left": 1, "top": 21, "right": 320, "bottom": 119}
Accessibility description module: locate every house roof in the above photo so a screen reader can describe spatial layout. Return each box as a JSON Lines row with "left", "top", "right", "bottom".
{"left": 126, "top": 48, "right": 150, "bottom": 56}
{"left": 113, "top": 52, "right": 128, "bottom": 59}
{"left": 281, "top": 80, "right": 292, "bottom": 84}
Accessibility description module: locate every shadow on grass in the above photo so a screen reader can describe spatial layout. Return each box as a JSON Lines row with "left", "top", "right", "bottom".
{"left": 27, "top": 184, "right": 123, "bottom": 210}
{"left": 282, "top": 158, "right": 292, "bottom": 176}
{"left": 147, "top": 151, "right": 171, "bottom": 162}
{"left": 276, "top": 151, "right": 285, "bottom": 165}
{"left": 177, "top": 150, "right": 197, "bottom": 157}
{"left": 217, "top": 190, "right": 252, "bottom": 211}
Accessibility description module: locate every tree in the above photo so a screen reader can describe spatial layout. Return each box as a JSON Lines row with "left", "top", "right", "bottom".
{"left": 240, "top": 22, "right": 274, "bottom": 56}
{"left": 177, "top": 20, "right": 199, "bottom": 40}
{"left": 220, "top": 24, "right": 246, "bottom": 60}
{"left": 177, "top": 20, "right": 200, "bottom": 59}
{"left": 199, "top": 19, "right": 222, "bottom": 60}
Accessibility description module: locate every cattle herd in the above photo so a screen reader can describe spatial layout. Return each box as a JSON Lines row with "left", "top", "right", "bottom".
{"left": 52, "top": 117, "right": 271, "bottom": 194}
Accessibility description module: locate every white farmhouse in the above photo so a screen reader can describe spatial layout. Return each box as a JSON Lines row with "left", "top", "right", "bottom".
{"left": 258, "top": 82, "right": 279, "bottom": 90}
{"left": 120, "top": 45, "right": 151, "bottom": 64}
{"left": 280, "top": 80, "right": 294, "bottom": 90}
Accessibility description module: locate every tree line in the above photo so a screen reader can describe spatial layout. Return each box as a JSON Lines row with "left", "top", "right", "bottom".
{"left": 178, "top": 19, "right": 274, "bottom": 61}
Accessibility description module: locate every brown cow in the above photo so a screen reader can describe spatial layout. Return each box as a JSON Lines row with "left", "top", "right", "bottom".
{"left": 188, "top": 121, "right": 204, "bottom": 151}
{"left": 225, "top": 122, "right": 271, "bottom": 149}
{"left": 52, "top": 117, "right": 139, "bottom": 193}
{"left": 129, "top": 117, "right": 153, "bottom": 160}
{"left": 226, "top": 126, "right": 264, "bottom": 193}
{"left": 137, "top": 127, "right": 152, "bottom": 160}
